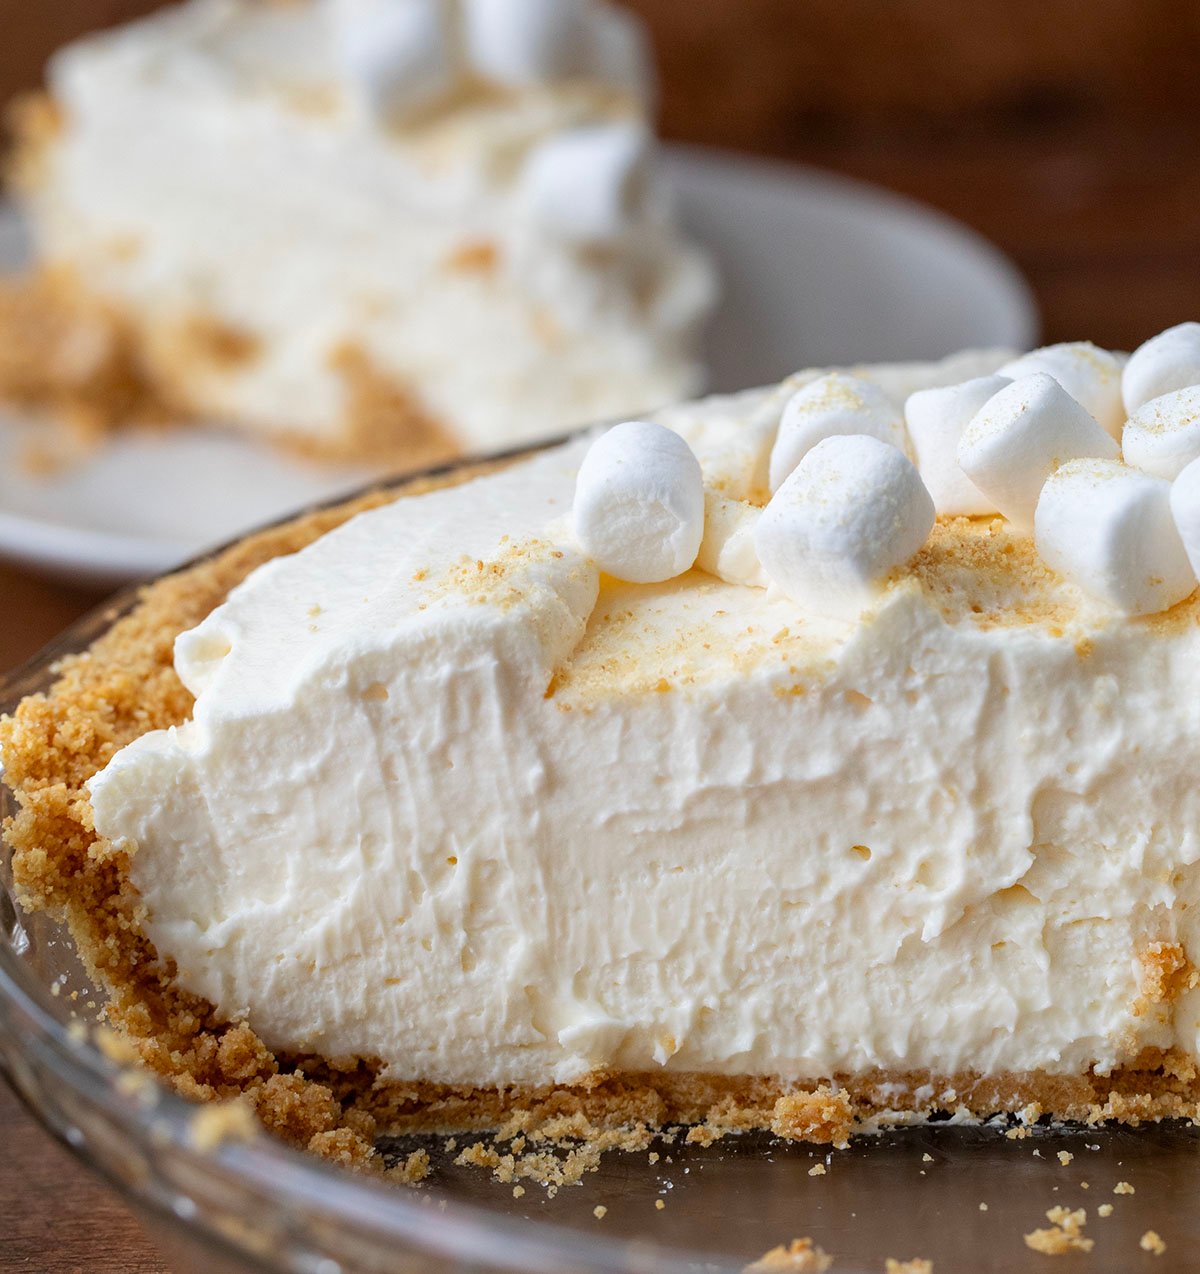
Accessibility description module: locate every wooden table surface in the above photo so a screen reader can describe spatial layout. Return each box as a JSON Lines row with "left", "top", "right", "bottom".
{"left": 3, "top": 90, "right": 1200, "bottom": 1274}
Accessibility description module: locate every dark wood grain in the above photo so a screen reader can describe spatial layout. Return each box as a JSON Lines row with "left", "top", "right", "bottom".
{"left": 0, "top": 1083, "right": 166, "bottom": 1272}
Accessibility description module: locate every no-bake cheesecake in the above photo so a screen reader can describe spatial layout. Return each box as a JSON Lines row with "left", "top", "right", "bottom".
{"left": 7, "top": 331, "right": 1200, "bottom": 1172}
{"left": 1, "top": 0, "right": 714, "bottom": 462}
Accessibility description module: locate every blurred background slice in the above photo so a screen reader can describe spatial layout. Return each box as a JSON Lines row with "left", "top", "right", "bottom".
{"left": 0, "top": 0, "right": 1035, "bottom": 588}
{"left": 4, "top": 0, "right": 1198, "bottom": 350}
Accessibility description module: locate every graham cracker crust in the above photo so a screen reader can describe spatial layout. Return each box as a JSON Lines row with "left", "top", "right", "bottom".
{"left": 3, "top": 468, "right": 1200, "bottom": 1179}
{"left": 0, "top": 266, "right": 460, "bottom": 470}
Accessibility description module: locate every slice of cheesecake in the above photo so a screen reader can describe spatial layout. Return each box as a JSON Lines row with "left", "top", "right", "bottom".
{"left": 2, "top": 0, "right": 714, "bottom": 462}
{"left": 6, "top": 340, "right": 1200, "bottom": 1169}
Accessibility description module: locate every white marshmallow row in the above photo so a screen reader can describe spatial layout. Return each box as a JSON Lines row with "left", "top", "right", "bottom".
{"left": 573, "top": 421, "right": 934, "bottom": 622}
{"left": 571, "top": 323, "right": 1200, "bottom": 623}
{"left": 332, "top": 0, "right": 648, "bottom": 117}
{"left": 331, "top": 0, "right": 653, "bottom": 245}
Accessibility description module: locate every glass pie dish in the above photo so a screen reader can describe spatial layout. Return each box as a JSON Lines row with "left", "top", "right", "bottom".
{"left": 3, "top": 447, "right": 1199, "bottom": 1274}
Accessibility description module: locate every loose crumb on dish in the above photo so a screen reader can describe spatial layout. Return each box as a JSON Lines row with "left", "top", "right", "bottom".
{"left": 1140, "top": 1230, "right": 1167, "bottom": 1255}
{"left": 1023, "top": 1206, "right": 1093, "bottom": 1255}
{"left": 593, "top": 1205, "right": 607, "bottom": 1220}
{"left": 1057, "top": 1150, "right": 1073, "bottom": 1166}
{"left": 885, "top": 1261, "right": 933, "bottom": 1274}
{"left": 808, "top": 1163, "right": 827, "bottom": 1177}
{"left": 1114, "top": 1181, "right": 1135, "bottom": 1195}
{"left": 386, "top": 1149, "right": 430, "bottom": 1185}
{"left": 744, "top": 1238, "right": 833, "bottom": 1271}
{"left": 188, "top": 1098, "right": 259, "bottom": 1152}
{"left": 1097, "top": 1204, "right": 1113, "bottom": 1218}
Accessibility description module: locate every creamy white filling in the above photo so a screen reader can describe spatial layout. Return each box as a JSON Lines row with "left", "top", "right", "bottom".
{"left": 89, "top": 355, "right": 1200, "bottom": 1089}
{"left": 27, "top": 0, "right": 714, "bottom": 450}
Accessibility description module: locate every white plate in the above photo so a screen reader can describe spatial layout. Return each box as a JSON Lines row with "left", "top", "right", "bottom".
{"left": 0, "top": 147, "right": 1036, "bottom": 589}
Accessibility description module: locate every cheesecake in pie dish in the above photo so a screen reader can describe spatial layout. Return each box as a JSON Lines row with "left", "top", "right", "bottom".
{"left": 6, "top": 330, "right": 1200, "bottom": 1172}
{"left": 1, "top": 0, "right": 714, "bottom": 463}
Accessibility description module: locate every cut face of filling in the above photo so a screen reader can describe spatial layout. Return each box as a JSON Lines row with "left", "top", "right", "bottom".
{"left": 7, "top": 348, "right": 1200, "bottom": 1166}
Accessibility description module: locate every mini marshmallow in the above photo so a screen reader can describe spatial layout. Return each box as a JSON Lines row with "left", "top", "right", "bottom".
{"left": 904, "top": 375, "right": 1009, "bottom": 516}
{"left": 520, "top": 124, "right": 651, "bottom": 246}
{"left": 333, "top": 0, "right": 457, "bottom": 125}
{"left": 1034, "top": 459, "right": 1196, "bottom": 615}
{"left": 462, "top": 0, "right": 592, "bottom": 85}
{"left": 585, "top": 2, "right": 654, "bottom": 103}
{"left": 1123, "top": 322, "right": 1200, "bottom": 415}
{"left": 695, "top": 492, "right": 768, "bottom": 588}
{"left": 573, "top": 420, "right": 704, "bottom": 583}
{"left": 1169, "top": 454, "right": 1200, "bottom": 581}
{"left": 1122, "top": 386, "right": 1200, "bottom": 480}
{"left": 957, "top": 372, "right": 1119, "bottom": 531}
{"left": 754, "top": 435, "right": 934, "bottom": 621}
{"left": 998, "top": 342, "right": 1126, "bottom": 439}
{"left": 767, "top": 373, "right": 907, "bottom": 494}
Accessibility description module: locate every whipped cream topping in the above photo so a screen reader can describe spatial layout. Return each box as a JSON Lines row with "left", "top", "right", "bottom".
{"left": 89, "top": 349, "right": 1200, "bottom": 1090}
{"left": 30, "top": 0, "right": 714, "bottom": 450}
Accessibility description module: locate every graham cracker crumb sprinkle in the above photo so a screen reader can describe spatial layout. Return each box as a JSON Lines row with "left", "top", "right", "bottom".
{"left": 1023, "top": 1206, "right": 1093, "bottom": 1255}
{"left": 1140, "top": 1230, "right": 1167, "bottom": 1255}
{"left": 442, "top": 240, "right": 499, "bottom": 273}
{"left": 1114, "top": 1181, "right": 1135, "bottom": 1195}
{"left": 744, "top": 1238, "right": 833, "bottom": 1272}
{"left": 1097, "top": 1204, "right": 1113, "bottom": 1218}
{"left": 808, "top": 1163, "right": 827, "bottom": 1176}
